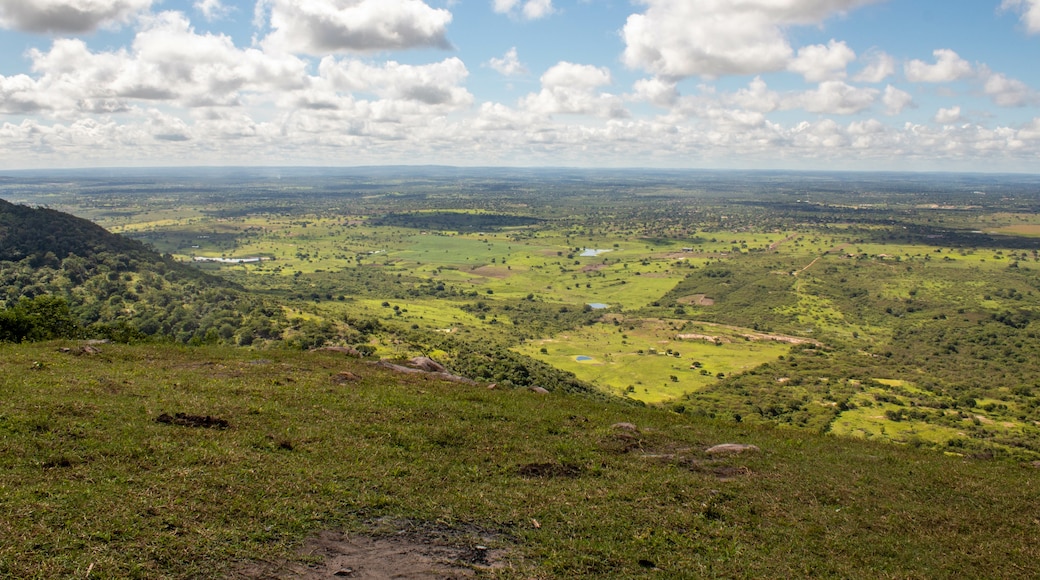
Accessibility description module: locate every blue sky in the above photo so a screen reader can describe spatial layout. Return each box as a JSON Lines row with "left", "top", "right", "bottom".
{"left": 0, "top": 0, "right": 1038, "bottom": 171}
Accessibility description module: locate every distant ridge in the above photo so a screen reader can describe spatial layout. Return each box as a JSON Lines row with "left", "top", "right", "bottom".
{"left": 0, "top": 198, "right": 155, "bottom": 264}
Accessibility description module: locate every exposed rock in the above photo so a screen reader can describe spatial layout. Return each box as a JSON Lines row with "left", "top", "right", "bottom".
{"left": 705, "top": 443, "right": 760, "bottom": 455}
{"left": 372, "top": 360, "right": 477, "bottom": 385}
{"left": 487, "top": 383, "right": 498, "bottom": 390}
{"left": 408, "top": 356, "right": 447, "bottom": 373}
{"left": 611, "top": 422, "right": 639, "bottom": 432}
{"left": 528, "top": 386, "right": 550, "bottom": 394}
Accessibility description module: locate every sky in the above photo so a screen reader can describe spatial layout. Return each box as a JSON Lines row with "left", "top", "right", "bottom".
{"left": 0, "top": 0, "right": 1038, "bottom": 172}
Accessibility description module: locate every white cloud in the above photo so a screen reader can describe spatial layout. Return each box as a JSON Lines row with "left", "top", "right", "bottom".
{"left": 522, "top": 0, "right": 553, "bottom": 19}
{"left": 934, "top": 106, "right": 961, "bottom": 124}
{"left": 195, "top": 0, "right": 231, "bottom": 22}
{"left": 0, "top": 0, "right": 153, "bottom": 33}
{"left": 521, "top": 62, "right": 627, "bottom": 118}
{"left": 262, "top": 0, "right": 453, "bottom": 55}
{"left": 487, "top": 47, "right": 527, "bottom": 77}
{"left": 540, "top": 62, "right": 610, "bottom": 89}
{"left": 1003, "top": 0, "right": 1040, "bottom": 33}
{"left": 721, "top": 77, "right": 780, "bottom": 113}
{"left": 788, "top": 40, "right": 856, "bottom": 82}
{"left": 9, "top": 12, "right": 309, "bottom": 114}
{"left": 980, "top": 67, "right": 1036, "bottom": 107}
{"left": 493, "top": 0, "right": 519, "bottom": 13}
{"left": 492, "top": 0, "right": 555, "bottom": 20}
{"left": 318, "top": 57, "right": 473, "bottom": 108}
{"left": 853, "top": 50, "right": 895, "bottom": 83}
{"left": 0, "top": 74, "right": 54, "bottom": 114}
{"left": 881, "top": 85, "right": 913, "bottom": 115}
{"left": 904, "top": 49, "right": 973, "bottom": 83}
{"left": 785, "top": 81, "right": 878, "bottom": 115}
{"left": 631, "top": 78, "right": 679, "bottom": 107}
{"left": 621, "top": 0, "right": 880, "bottom": 79}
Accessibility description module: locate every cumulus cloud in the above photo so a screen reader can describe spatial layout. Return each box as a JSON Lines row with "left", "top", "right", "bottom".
{"left": 904, "top": 49, "right": 973, "bottom": 83}
{"left": 979, "top": 67, "right": 1036, "bottom": 107}
{"left": 631, "top": 77, "right": 679, "bottom": 107}
{"left": 788, "top": 40, "right": 856, "bottom": 82}
{"left": 10, "top": 12, "right": 309, "bottom": 113}
{"left": 195, "top": 0, "right": 231, "bottom": 22}
{"left": 621, "top": 0, "right": 879, "bottom": 79}
{"left": 521, "top": 62, "right": 627, "bottom": 118}
{"left": 493, "top": 0, "right": 554, "bottom": 20}
{"left": 487, "top": 47, "right": 527, "bottom": 76}
{"left": 721, "top": 77, "right": 780, "bottom": 113}
{"left": 881, "top": 85, "right": 913, "bottom": 115}
{"left": 785, "top": 81, "right": 878, "bottom": 115}
{"left": 853, "top": 50, "right": 895, "bottom": 83}
{"left": 0, "top": 0, "right": 153, "bottom": 34}
{"left": 317, "top": 57, "right": 473, "bottom": 107}
{"left": 934, "top": 106, "right": 961, "bottom": 124}
{"left": 262, "top": 0, "right": 453, "bottom": 55}
{"left": 1003, "top": 0, "right": 1040, "bottom": 33}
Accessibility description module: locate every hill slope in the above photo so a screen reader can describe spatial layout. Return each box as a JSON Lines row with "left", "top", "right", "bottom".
{"left": 2, "top": 341, "right": 1037, "bottom": 578}
{"left": 0, "top": 198, "right": 167, "bottom": 265}
{"left": 0, "top": 200, "right": 308, "bottom": 345}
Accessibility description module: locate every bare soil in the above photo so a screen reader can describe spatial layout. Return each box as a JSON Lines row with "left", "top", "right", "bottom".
{"left": 232, "top": 530, "right": 508, "bottom": 579}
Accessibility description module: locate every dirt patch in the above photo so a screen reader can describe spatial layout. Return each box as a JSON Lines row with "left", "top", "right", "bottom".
{"left": 332, "top": 371, "right": 363, "bottom": 384}
{"left": 677, "top": 294, "right": 715, "bottom": 306}
{"left": 58, "top": 345, "right": 103, "bottom": 356}
{"left": 516, "top": 462, "right": 582, "bottom": 478}
{"left": 470, "top": 265, "right": 510, "bottom": 279}
{"left": 156, "top": 412, "right": 230, "bottom": 429}
{"left": 232, "top": 531, "right": 506, "bottom": 579}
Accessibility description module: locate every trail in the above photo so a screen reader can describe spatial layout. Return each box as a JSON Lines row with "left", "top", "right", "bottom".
{"left": 768, "top": 233, "right": 800, "bottom": 251}
{"left": 795, "top": 256, "right": 821, "bottom": 275}
{"left": 796, "top": 243, "right": 848, "bottom": 275}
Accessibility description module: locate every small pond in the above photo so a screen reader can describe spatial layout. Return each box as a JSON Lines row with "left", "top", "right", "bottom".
{"left": 580, "top": 248, "right": 612, "bottom": 257}
{"left": 587, "top": 303, "right": 609, "bottom": 310}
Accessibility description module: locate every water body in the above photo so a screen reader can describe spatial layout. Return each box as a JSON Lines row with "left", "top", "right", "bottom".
{"left": 576, "top": 356, "right": 593, "bottom": 361}
{"left": 580, "top": 248, "right": 612, "bottom": 257}
{"left": 587, "top": 303, "right": 609, "bottom": 310}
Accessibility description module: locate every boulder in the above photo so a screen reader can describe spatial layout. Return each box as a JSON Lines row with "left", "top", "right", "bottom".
{"left": 705, "top": 443, "right": 760, "bottom": 456}
{"left": 408, "top": 357, "right": 447, "bottom": 373}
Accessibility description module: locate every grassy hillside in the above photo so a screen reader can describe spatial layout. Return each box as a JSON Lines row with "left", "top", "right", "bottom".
{"left": 2, "top": 341, "right": 1038, "bottom": 578}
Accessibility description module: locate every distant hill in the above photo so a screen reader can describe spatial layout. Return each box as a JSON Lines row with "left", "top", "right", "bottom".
{"left": 0, "top": 198, "right": 160, "bottom": 265}
{"left": 0, "top": 200, "right": 316, "bottom": 345}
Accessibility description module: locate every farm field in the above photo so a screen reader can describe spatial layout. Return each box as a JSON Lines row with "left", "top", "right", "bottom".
{"left": 7, "top": 169, "right": 1040, "bottom": 461}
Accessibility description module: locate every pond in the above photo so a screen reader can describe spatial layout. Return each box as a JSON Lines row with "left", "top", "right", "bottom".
{"left": 587, "top": 303, "right": 609, "bottom": 310}
{"left": 580, "top": 248, "right": 612, "bottom": 257}
{"left": 576, "top": 356, "right": 593, "bottom": 361}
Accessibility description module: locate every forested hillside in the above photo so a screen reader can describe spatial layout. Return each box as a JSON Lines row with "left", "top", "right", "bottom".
{"left": 0, "top": 200, "right": 325, "bottom": 346}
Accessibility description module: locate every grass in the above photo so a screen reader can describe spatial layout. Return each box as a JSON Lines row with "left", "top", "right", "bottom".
{"left": 3, "top": 341, "right": 1040, "bottom": 578}
{"left": 517, "top": 318, "right": 789, "bottom": 403}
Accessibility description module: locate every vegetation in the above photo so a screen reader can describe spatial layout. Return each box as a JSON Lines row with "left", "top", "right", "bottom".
{"left": 5, "top": 168, "right": 1040, "bottom": 575}
{"left": 2, "top": 341, "right": 1038, "bottom": 578}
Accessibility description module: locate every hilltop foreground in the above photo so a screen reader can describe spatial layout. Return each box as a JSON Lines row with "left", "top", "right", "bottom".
{"left": 2, "top": 341, "right": 1038, "bottom": 578}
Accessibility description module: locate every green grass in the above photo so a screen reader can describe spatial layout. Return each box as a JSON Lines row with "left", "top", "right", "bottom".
{"left": 517, "top": 319, "right": 790, "bottom": 403}
{"left": 3, "top": 341, "right": 1039, "bottom": 578}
